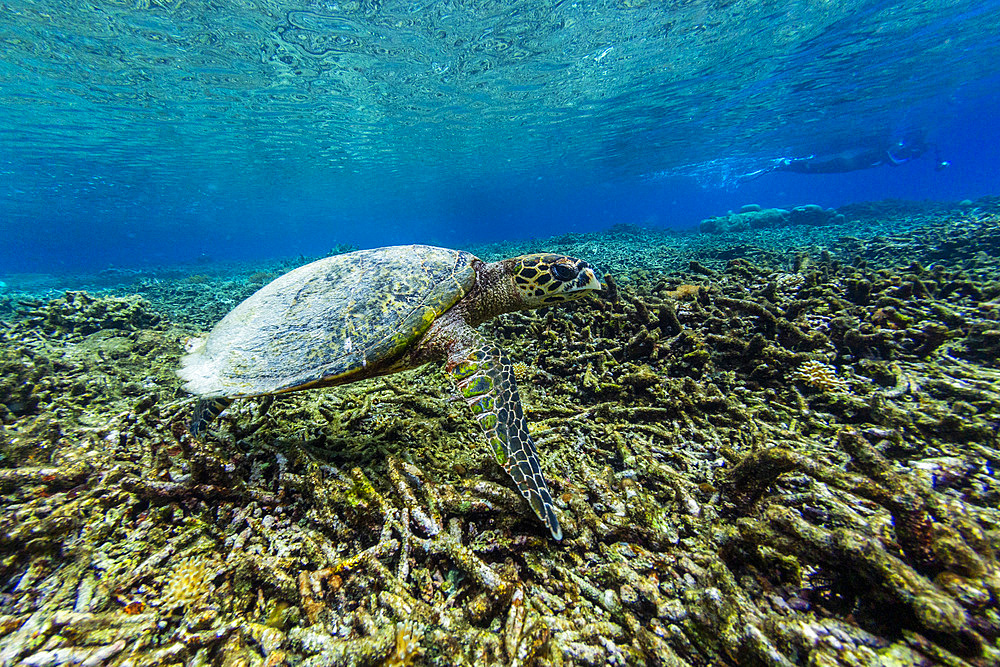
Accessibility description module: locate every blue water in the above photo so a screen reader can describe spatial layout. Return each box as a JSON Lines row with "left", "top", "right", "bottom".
{"left": 2, "top": 0, "right": 999, "bottom": 273}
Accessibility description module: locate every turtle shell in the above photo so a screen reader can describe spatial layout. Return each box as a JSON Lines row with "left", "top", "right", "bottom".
{"left": 179, "top": 245, "right": 478, "bottom": 398}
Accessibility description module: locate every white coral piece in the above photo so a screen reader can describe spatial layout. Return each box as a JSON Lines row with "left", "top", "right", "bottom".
{"left": 791, "top": 360, "right": 849, "bottom": 393}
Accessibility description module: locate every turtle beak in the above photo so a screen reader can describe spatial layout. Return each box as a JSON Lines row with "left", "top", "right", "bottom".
{"left": 573, "top": 264, "right": 602, "bottom": 293}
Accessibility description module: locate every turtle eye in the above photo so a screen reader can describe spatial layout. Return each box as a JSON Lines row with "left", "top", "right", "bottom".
{"left": 550, "top": 264, "right": 578, "bottom": 282}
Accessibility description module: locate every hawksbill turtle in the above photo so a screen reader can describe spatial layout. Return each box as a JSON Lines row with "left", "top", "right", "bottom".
{"left": 178, "top": 244, "right": 601, "bottom": 539}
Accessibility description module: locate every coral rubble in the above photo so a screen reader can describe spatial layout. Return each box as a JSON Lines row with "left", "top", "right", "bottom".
{"left": 1, "top": 199, "right": 999, "bottom": 666}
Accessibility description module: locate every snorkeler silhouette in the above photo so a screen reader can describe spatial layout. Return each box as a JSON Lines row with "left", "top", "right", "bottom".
{"left": 737, "top": 132, "right": 949, "bottom": 182}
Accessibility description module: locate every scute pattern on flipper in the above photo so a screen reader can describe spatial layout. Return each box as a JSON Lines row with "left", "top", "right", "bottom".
{"left": 451, "top": 335, "right": 562, "bottom": 540}
{"left": 179, "top": 245, "right": 477, "bottom": 397}
{"left": 190, "top": 397, "right": 234, "bottom": 436}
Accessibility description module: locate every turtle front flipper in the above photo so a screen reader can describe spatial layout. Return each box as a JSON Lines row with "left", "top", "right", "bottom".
{"left": 447, "top": 334, "right": 562, "bottom": 540}
{"left": 190, "top": 397, "right": 234, "bottom": 436}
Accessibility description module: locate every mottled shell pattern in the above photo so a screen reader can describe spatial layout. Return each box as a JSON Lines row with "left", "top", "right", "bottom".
{"left": 179, "top": 245, "right": 477, "bottom": 398}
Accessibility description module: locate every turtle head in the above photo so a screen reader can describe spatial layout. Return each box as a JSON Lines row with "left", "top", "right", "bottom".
{"left": 507, "top": 254, "right": 602, "bottom": 308}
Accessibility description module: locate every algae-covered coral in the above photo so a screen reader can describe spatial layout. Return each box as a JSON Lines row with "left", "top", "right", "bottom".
{"left": 1, "top": 199, "right": 999, "bottom": 666}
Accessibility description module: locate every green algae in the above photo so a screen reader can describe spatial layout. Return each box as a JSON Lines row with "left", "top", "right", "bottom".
{"left": 0, "top": 201, "right": 999, "bottom": 665}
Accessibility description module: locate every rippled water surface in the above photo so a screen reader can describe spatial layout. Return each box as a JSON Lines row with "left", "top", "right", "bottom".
{"left": 2, "top": 0, "right": 999, "bottom": 268}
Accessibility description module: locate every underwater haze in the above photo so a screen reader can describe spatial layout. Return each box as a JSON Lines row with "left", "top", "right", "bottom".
{"left": 2, "top": 0, "right": 1000, "bottom": 272}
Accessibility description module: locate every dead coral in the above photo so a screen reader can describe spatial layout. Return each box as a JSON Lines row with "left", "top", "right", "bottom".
{"left": 160, "top": 555, "right": 226, "bottom": 610}
{"left": 2, "top": 208, "right": 1000, "bottom": 666}
{"left": 790, "top": 359, "right": 849, "bottom": 393}
{"left": 14, "top": 291, "right": 163, "bottom": 335}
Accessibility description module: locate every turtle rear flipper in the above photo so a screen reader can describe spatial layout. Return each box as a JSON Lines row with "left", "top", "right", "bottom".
{"left": 190, "top": 397, "right": 234, "bottom": 436}
{"left": 447, "top": 330, "right": 562, "bottom": 540}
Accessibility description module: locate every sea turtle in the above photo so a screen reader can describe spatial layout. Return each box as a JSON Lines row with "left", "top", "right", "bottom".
{"left": 178, "top": 244, "right": 601, "bottom": 539}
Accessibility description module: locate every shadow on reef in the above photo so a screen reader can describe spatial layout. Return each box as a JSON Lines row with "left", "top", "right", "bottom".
{"left": 0, "top": 202, "right": 999, "bottom": 666}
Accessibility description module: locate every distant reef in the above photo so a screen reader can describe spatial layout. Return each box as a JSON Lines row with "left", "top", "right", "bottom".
{"left": 700, "top": 203, "right": 846, "bottom": 233}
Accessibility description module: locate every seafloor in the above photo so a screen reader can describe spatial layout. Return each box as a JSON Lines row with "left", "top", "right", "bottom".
{"left": 1, "top": 197, "right": 999, "bottom": 667}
